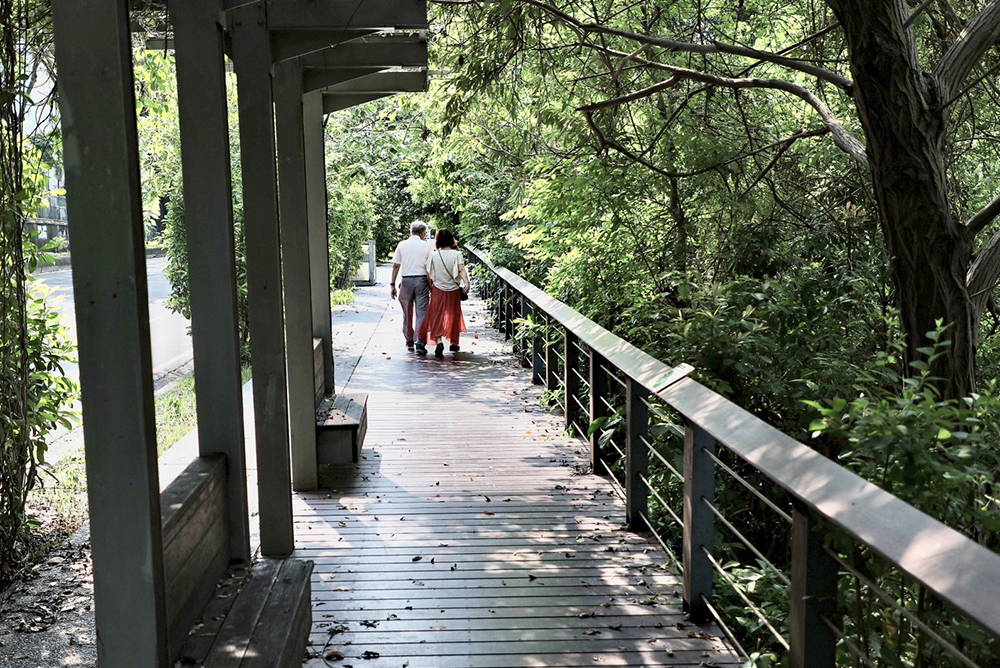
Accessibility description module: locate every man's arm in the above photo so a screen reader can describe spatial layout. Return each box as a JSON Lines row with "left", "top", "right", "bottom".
{"left": 390, "top": 263, "right": 400, "bottom": 300}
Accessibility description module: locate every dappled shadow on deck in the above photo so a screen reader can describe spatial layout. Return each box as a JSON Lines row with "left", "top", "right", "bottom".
{"left": 294, "top": 292, "right": 741, "bottom": 667}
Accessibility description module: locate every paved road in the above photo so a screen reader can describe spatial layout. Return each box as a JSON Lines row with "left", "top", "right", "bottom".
{"left": 35, "top": 256, "right": 193, "bottom": 385}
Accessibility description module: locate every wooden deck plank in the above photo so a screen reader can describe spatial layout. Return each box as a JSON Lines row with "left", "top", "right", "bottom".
{"left": 297, "top": 285, "right": 740, "bottom": 667}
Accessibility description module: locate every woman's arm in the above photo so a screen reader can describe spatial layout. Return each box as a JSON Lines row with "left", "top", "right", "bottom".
{"left": 458, "top": 263, "right": 471, "bottom": 292}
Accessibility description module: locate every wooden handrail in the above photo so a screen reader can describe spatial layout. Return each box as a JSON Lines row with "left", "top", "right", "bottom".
{"left": 468, "top": 246, "right": 1000, "bottom": 646}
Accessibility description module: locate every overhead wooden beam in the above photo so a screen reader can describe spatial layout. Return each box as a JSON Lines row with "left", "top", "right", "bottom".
{"left": 322, "top": 92, "right": 392, "bottom": 114}
{"left": 274, "top": 59, "right": 320, "bottom": 491}
{"left": 50, "top": 0, "right": 168, "bottom": 665}
{"left": 171, "top": 0, "right": 251, "bottom": 564}
{"left": 231, "top": 0, "right": 295, "bottom": 556}
{"left": 321, "top": 69, "right": 428, "bottom": 94}
{"left": 271, "top": 29, "right": 379, "bottom": 62}
{"left": 262, "top": 0, "right": 427, "bottom": 31}
{"left": 299, "top": 37, "right": 427, "bottom": 68}
{"left": 304, "top": 67, "right": 392, "bottom": 94}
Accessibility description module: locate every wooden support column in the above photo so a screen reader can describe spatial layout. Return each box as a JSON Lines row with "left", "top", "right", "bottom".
{"left": 231, "top": 1, "right": 295, "bottom": 556}
{"left": 50, "top": 1, "right": 168, "bottom": 665}
{"left": 790, "top": 505, "right": 838, "bottom": 668}
{"left": 564, "top": 330, "right": 580, "bottom": 433}
{"left": 683, "top": 423, "right": 716, "bottom": 622}
{"left": 626, "top": 379, "right": 649, "bottom": 530}
{"left": 304, "top": 91, "right": 334, "bottom": 394}
{"left": 171, "top": 0, "right": 250, "bottom": 563}
{"left": 274, "top": 59, "right": 318, "bottom": 492}
{"left": 589, "top": 352, "right": 609, "bottom": 473}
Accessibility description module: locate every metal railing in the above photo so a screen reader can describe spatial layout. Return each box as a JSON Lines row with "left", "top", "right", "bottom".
{"left": 468, "top": 247, "right": 1000, "bottom": 668}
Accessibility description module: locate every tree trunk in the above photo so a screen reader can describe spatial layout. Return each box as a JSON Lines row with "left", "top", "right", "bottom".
{"left": 829, "top": 0, "right": 976, "bottom": 399}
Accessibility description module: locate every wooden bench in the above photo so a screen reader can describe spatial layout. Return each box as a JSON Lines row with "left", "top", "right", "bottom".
{"left": 316, "top": 393, "right": 368, "bottom": 482}
{"left": 161, "top": 455, "right": 313, "bottom": 667}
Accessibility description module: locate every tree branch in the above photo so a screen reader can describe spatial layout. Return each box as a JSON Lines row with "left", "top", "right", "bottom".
{"left": 934, "top": 0, "right": 1000, "bottom": 99}
{"left": 578, "top": 47, "right": 868, "bottom": 166}
{"left": 967, "top": 224, "right": 1000, "bottom": 308}
{"left": 516, "top": 0, "right": 855, "bottom": 93}
{"left": 966, "top": 191, "right": 1000, "bottom": 236}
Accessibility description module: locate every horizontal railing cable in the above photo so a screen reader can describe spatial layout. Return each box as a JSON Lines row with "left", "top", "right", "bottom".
{"left": 639, "top": 434, "right": 684, "bottom": 482}
{"left": 642, "top": 475, "right": 683, "bottom": 527}
{"left": 601, "top": 364, "right": 627, "bottom": 388}
{"left": 702, "top": 545, "right": 790, "bottom": 651}
{"left": 825, "top": 546, "right": 984, "bottom": 668}
{"left": 700, "top": 594, "right": 749, "bottom": 660}
{"left": 638, "top": 510, "right": 682, "bottom": 571}
{"left": 598, "top": 395, "right": 617, "bottom": 414}
{"left": 819, "top": 615, "right": 880, "bottom": 668}
{"left": 704, "top": 448, "right": 792, "bottom": 524}
{"left": 700, "top": 497, "right": 791, "bottom": 587}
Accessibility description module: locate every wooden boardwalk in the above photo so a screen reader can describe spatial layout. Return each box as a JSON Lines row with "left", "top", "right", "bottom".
{"left": 296, "top": 285, "right": 740, "bottom": 667}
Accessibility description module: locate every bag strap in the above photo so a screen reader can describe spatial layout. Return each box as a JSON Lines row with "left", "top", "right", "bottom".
{"left": 438, "top": 249, "right": 462, "bottom": 286}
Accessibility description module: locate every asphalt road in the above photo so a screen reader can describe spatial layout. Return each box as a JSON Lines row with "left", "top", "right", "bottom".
{"left": 34, "top": 256, "right": 193, "bottom": 385}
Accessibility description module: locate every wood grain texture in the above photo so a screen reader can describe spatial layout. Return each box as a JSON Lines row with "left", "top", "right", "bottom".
{"left": 297, "top": 291, "right": 740, "bottom": 667}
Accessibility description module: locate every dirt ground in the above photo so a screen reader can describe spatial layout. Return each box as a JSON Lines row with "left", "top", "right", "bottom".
{"left": 0, "top": 524, "right": 95, "bottom": 667}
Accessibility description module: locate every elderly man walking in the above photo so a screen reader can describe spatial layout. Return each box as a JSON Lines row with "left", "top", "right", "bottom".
{"left": 390, "top": 221, "right": 434, "bottom": 354}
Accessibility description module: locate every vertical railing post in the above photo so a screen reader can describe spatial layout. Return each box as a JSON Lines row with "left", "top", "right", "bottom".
{"left": 589, "top": 352, "right": 609, "bottom": 474}
{"left": 790, "top": 505, "right": 838, "bottom": 668}
{"left": 530, "top": 304, "right": 544, "bottom": 385}
{"left": 519, "top": 293, "right": 531, "bottom": 367}
{"left": 683, "top": 423, "right": 716, "bottom": 623}
{"left": 564, "top": 329, "right": 580, "bottom": 433}
{"left": 505, "top": 284, "right": 515, "bottom": 340}
{"left": 544, "top": 314, "right": 559, "bottom": 391}
{"left": 626, "top": 379, "right": 649, "bottom": 531}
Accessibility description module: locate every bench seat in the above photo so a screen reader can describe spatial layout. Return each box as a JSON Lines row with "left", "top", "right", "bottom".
{"left": 316, "top": 393, "right": 368, "bottom": 485}
{"left": 175, "top": 558, "right": 313, "bottom": 668}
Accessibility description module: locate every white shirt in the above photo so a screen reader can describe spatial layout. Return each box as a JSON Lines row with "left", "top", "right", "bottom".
{"left": 391, "top": 235, "right": 434, "bottom": 276}
{"left": 426, "top": 249, "right": 465, "bottom": 291}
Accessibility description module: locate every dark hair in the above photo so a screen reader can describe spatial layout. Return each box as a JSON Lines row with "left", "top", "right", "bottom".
{"left": 435, "top": 229, "right": 455, "bottom": 249}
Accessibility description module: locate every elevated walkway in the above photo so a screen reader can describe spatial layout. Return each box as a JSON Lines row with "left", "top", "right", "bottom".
{"left": 295, "top": 269, "right": 740, "bottom": 666}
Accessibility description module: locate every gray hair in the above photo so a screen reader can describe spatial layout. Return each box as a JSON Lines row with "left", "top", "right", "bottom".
{"left": 410, "top": 220, "right": 428, "bottom": 235}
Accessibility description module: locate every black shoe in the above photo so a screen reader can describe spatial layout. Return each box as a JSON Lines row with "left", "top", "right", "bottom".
{"left": 406, "top": 341, "right": 414, "bottom": 350}
{"left": 415, "top": 343, "right": 427, "bottom": 355}
{"left": 449, "top": 344, "right": 460, "bottom": 352}
{"left": 434, "top": 342, "right": 444, "bottom": 358}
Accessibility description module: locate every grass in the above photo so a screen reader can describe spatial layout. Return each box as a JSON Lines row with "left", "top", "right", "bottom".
{"left": 25, "top": 365, "right": 254, "bottom": 543}
{"left": 331, "top": 287, "right": 355, "bottom": 306}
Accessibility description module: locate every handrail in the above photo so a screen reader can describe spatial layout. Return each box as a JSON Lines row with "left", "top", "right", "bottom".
{"left": 468, "top": 246, "right": 1000, "bottom": 663}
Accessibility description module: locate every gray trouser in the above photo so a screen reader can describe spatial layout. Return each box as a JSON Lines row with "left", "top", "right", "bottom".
{"left": 399, "top": 276, "right": 430, "bottom": 344}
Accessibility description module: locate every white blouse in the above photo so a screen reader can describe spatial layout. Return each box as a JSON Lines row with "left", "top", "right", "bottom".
{"left": 426, "top": 249, "right": 466, "bottom": 291}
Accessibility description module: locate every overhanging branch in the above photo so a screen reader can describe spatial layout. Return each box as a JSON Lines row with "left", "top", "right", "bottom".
{"left": 966, "top": 191, "right": 1000, "bottom": 236}
{"left": 934, "top": 0, "right": 1000, "bottom": 99}
{"left": 516, "top": 0, "right": 855, "bottom": 94}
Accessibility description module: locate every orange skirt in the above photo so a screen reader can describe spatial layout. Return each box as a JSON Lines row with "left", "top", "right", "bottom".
{"left": 419, "top": 286, "right": 467, "bottom": 345}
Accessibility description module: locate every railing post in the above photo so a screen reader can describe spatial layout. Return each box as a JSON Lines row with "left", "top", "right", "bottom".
{"left": 530, "top": 303, "right": 543, "bottom": 385}
{"left": 564, "top": 329, "right": 580, "bottom": 433}
{"left": 626, "top": 379, "right": 649, "bottom": 531}
{"left": 589, "top": 352, "right": 609, "bottom": 474}
{"left": 505, "top": 284, "right": 515, "bottom": 340}
{"left": 790, "top": 505, "right": 838, "bottom": 668}
{"left": 683, "top": 423, "right": 716, "bottom": 623}
{"left": 519, "top": 295, "right": 532, "bottom": 369}
{"left": 544, "top": 315, "right": 559, "bottom": 390}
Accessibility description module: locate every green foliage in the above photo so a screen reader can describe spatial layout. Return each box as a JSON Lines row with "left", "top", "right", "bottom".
{"left": 326, "top": 180, "right": 372, "bottom": 289}
{"left": 1, "top": 0, "right": 77, "bottom": 581}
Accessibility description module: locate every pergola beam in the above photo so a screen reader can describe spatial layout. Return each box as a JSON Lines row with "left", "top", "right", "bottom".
{"left": 322, "top": 92, "right": 393, "bottom": 114}
{"left": 299, "top": 36, "right": 427, "bottom": 68}
{"left": 255, "top": 0, "right": 428, "bottom": 31}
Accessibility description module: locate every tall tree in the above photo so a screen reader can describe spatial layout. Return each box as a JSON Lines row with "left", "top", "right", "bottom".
{"left": 435, "top": 0, "right": 1000, "bottom": 399}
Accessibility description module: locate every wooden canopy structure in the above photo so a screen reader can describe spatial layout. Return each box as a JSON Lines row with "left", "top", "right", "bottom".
{"left": 49, "top": 0, "right": 427, "bottom": 666}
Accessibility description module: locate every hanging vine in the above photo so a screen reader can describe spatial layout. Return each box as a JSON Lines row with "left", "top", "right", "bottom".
{"left": 0, "top": 0, "right": 76, "bottom": 583}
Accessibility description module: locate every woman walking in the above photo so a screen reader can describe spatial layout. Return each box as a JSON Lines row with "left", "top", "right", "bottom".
{"left": 419, "top": 229, "right": 472, "bottom": 357}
